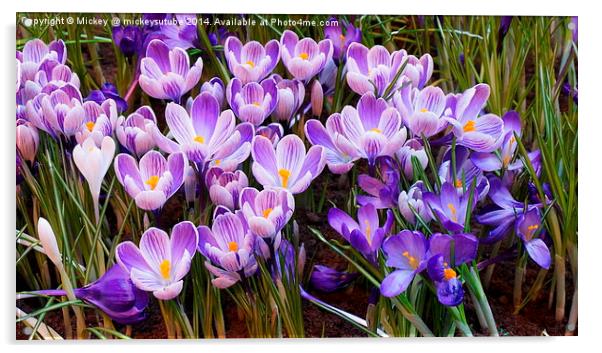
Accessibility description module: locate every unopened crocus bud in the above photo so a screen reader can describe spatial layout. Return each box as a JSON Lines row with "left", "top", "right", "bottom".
{"left": 310, "top": 265, "right": 358, "bottom": 292}
{"left": 311, "top": 80, "right": 323, "bottom": 117}
{"left": 184, "top": 165, "right": 197, "bottom": 205}
{"left": 37, "top": 218, "right": 62, "bottom": 267}
{"left": 16, "top": 119, "right": 39, "bottom": 163}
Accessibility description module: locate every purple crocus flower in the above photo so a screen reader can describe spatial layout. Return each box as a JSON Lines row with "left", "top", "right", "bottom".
{"left": 160, "top": 14, "right": 199, "bottom": 50}
{"left": 200, "top": 77, "right": 226, "bottom": 108}
{"left": 197, "top": 211, "right": 257, "bottom": 289}
{"left": 498, "top": 17, "right": 513, "bottom": 44}
{"left": 423, "top": 182, "right": 474, "bottom": 233}
{"left": 271, "top": 75, "right": 305, "bottom": 124}
{"left": 438, "top": 146, "right": 490, "bottom": 201}
{"left": 25, "top": 87, "right": 85, "bottom": 139}
{"left": 324, "top": 17, "right": 362, "bottom": 61}
{"left": 251, "top": 134, "right": 325, "bottom": 194}
{"left": 393, "top": 85, "right": 448, "bottom": 137}
{"left": 114, "top": 150, "right": 187, "bottom": 211}
{"left": 153, "top": 92, "right": 253, "bottom": 171}
{"left": 16, "top": 119, "right": 39, "bottom": 163}
{"left": 471, "top": 111, "right": 522, "bottom": 172}
{"left": 226, "top": 77, "right": 278, "bottom": 126}
{"left": 239, "top": 186, "right": 295, "bottom": 257}
{"left": 139, "top": 39, "right": 203, "bottom": 102}
{"left": 117, "top": 222, "right": 198, "bottom": 300}
{"left": 476, "top": 177, "right": 541, "bottom": 243}
{"left": 34, "top": 61, "right": 80, "bottom": 93}
{"left": 515, "top": 208, "right": 551, "bottom": 269}
{"left": 280, "top": 30, "right": 333, "bottom": 81}
{"left": 75, "top": 99, "right": 118, "bottom": 146}
{"left": 426, "top": 255, "right": 464, "bottom": 307}
{"left": 310, "top": 264, "right": 358, "bottom": 292}
{"left": 398, "top": 181, "right": 432, "bottom": 225}
{"left": 305, "top": 112, "right": 360, "bottom": 174}
{"left": 444, "top": 84, "right": 504, "bottom": 152}
{"left": 224, "top": 36, "right": 280, "bottom": 84}
{"left": 85, "top": 82, "right": 128, "bottom": 113}
{"left": 339, "top": 92, "right": 407, "bottom": 165}
{"left": 328, "top": 203, "right": 393, "bottom": 262}
{"left": 380, "top": 230, "right": 429, "bottom": 297}
{"left": 205, "top": 167, "right": 249, "bottom": 211}
{"left": 17, "top": 39, "right": 67, "bottom": 84}
{"left": 32, "top": 264, "right": 149, "bottom": 325}
{"left": 112, "top": 25, "right": 143, "bottom": 57}
{"left": 356, "top": 156, "right": 400, "bottom": 209}
{"left": 396, "top": 138, "right": 428, "bottom": 179}
{"left": 115, "top": 106, "right": 158, "bottom": 157}
{"left": 569, "top": 17, "right": 578, "bottom": 44}
{"left": 256, "top": 122, "right": 284, "bottom": 147}
{"left": 346, "top": 43, "right": 433, "bottom": 96}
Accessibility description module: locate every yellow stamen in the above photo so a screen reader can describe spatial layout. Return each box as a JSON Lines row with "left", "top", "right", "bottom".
{"left": 159, "top": 259, "right": 171, "bottom": 280}
{"left": 215, "top": 159, "right": 221, "bottom": 166}
{"left": 463, "top": 120, "right": 476, "bottom": 133}
{"left": 252, "top": 102, "right": 261, "bottom": 106}
{"left": 339, "top": 34, "right": 346, "bottom": 42}
{"left": 364, "top": 220, "right": 371, "bottom": 242}
{"left": 455, "top": 179, "right": 463, "bottom": 188}
{"left": 443, "top": 267, "right": 457, "bottom": 281}
{"left": 145, "top": 175, "right": 160, "bottom": 190}
{"left": 85, "top": 121, "right": 95, "bottom": 132}
{"left": 419, "top": 108, "right": 429, "bottom": 113}
{"left": 527, "top": 224, "right": 539, "bottom": 238}
{"left": 369, "top": 128, "right": 382, "bottom": 134}
{"left": 299, "top": 52, "right": 309, "bottom": 60}
{"left": 402, "top": 251, "right": 419, "bottom": 270}
{"left": 194, "top": 135, "right": 205, "bottom": 144}
{"left": 278, "top": 168, "right": 291, "bottom": 188}
{"left": 502, "top": 155, "right": 511, "bottom": 167}
{"left": 246, "top": 60, "right": 255, "bottom": 68}
{"left": 447, "top": 203, "right": 458, "bottom": 222}
{"left": 227, "top": 241, "right": 239, "bottom": 252}
{"left": 262, "top": 208, "right": 273, "bottom": 218}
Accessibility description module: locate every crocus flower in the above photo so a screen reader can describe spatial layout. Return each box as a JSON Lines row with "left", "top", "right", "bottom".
{"left": 515, "top": 208, "right": 551, "bottom": 269}
{"left": 426, "top": 255, "right": 465, "bottom": 307}
{"left": 75, "top": 99, "right": 118, "bottom": 146}
{"left": 444, "top": 84, "right": 504, "bottom": 153}
{"left": 73, "top": 136, "right": 116, "bottom": 221}
{"left": 324, "top": 17, "right": 362, "bottom": 60}
{"left": 34, "top": 61, "right": 80, "bottom": 92}
{"left": 471, "top": 111, "right": 523, "bottom": 172}
{"left": 423, "top": 182, "right": 474, "bottom": 233}
{"left": 310, "top": 80, "right": 324, "bottom": 117}
{"left": 256, "top": 123, "right": 284, "bottom": 146}
{"left": 475, "top": 177, "right": 541, "bottom": 243}
{"left": 396, "top": 138, "right": 428, "bottom": 179}
{"left": 112, "top": 25, "right": 143, "bottom": 57}
{"left": 227, "top": 77, "right": 278, "bottom": 126}
{"left": 25, "top": 87, "right": 85, "bottom": 138}
{"left": 346, "top": 43, "right": 433, "bottom": 96}
{"left": 310, "top": 265, "right": 358, "bottom": 292}
{"left": 305, "top": 112, "right": 360, "bottom": 174}
{"left": 498, "top": 16, "right": 513, "bottom": 45}
{"left": 438, "top": 146, "right": 490, "bottom": 201}
{"left": 197, "top": 211, "right": 257, "bottom": 289}
{"left": 85, "top": 82, "right": 128, "bottom": 113}
{"left": 224, "top": 36, "right": 280, "bottom": 84}
{"left": 200, "top": 77, "right": 226, "bottom": 108}
{"left": 16, "top": 119, "right": 39, "bottom": 163}
{"left": 271, "top": 75, "right": 305, "bottom": 124}
{"left": 280, "top": 30, "right": 333, "bottom": 81}
{"left": 160, "top": 14, "right": 199, "bottom": 50}
{"left": 393, "top": 85, "right": 448, "bottom": 137}
{"left": 380, "top": 230, "right": 429, "bottom": 297}
{"left": 32, "top": 265, "right": 149, "bottom": 324}
{"left": 251, "top": 134, "right": 325, "bottom": 194}
{"left": 205, "top": 167, "right": 249, "bottom": 211}
{"left": 116, "top": 221, "right": 199, "bottom": 300}
{"left": 569, "top": 16, "right": 578, "bottom": 44}
{"left": 398, "top": 182, "right": 432, "bottom": 225}
{"left": 115, "top": 106, "right": 159, "bottom": 157}
{"left": 139, "top": 39, "right": 203, "bottom": 102}
{"left": 17, "top": 39, "right": 66, "bottom": 84}
{"left": 114, "top": 150, "right": 187, "bottom": 211}
{"left": 154, "top": 92, "right": 253, "bottom": 171}
{"left": 37, "top": 217, "right": 62, "bottom": 267}
{"left": 184, "top": 165, "right": 198, "bottom": 206}
{"left": 339, "top": 92, "right": 407, "bottom": 165}
{"left": 328, "top": 203, "right": 393, "bottom": 262}
{"left": 239, "top": 187, "right": 295, "bottom": 257}
{"left": 356, "top": 156, "right": 400, "bottom": 208}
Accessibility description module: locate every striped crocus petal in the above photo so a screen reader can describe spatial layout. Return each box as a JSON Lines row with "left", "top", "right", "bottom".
{"left": 224, "top": 36, "right": 280, "bottom": 84}
{"left": 280, "top": 30, "right": 333, "bottom": 80}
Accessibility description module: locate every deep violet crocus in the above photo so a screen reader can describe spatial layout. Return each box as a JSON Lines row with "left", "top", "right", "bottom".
{"left": 310, "top": 265, "right": 358, "bottom": 293}
{"left": 280, "top": 30, "right": 333, "bottom": 81}
{"left": 197, "top": 211, "right": 257, "bottom": 289}
{"left": 115, "top": 106, "right": 159, "bottom": 157}
{"left": 139, "top": 39, "right": 203, "bottom": 102}
{"left": 515, "top": 208, "right": 551, "bottom": 269}
{"left": 112, "top": 25, "right": 143, "bottom": 57}
{"left": 438, "top": 146, "right": 490, "bottom": 201}
{"left": 328, "top": 203, "right": 393, "bottom": 262}
{"left": 380, "top": 230, "right": 429, "bottom": 297}
{"left": 305, "top": 112, "right": 360, "bottom": 174}
{"left": 224, "top": 36, "right": 280, "bottom": 84}
{"left": 116, "top": 221, "right": 198, "bottom": 300}
{"left": 160, "top": 14, "right": 199, "bottom": 50}
{"left": 239, "top": 186, "right": 295, "bottom": 257}
{"left": 324, "top": 17, "right": 362, "bottom": 61}
{"left": 205, "top": 167, "right": 249, "bottom": 211}
{"left": 85, "top": 82, "right": 128, "bottom": 114}
{"left": 339, "top": 92, "right": 407, "bottom": 166}
{"left": 114, "top": 150, "right": 187, "bottom": 211}
{"left": 251, "top": 134, "right": 326, "bottom": 194}
{"left": 32, "top": 265, "right": 149, "bottom": 324}
{"left": 226, "top": 77, "right": 278, "bottom": 126}
{"left": 423, "top": 182, "right": 475, "bottom": 233}
{"left": 154, "top": 91, "right": 253, "bottom": 171}
{"left": 445, "top": 84, "right": 504, "bottom": 153}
